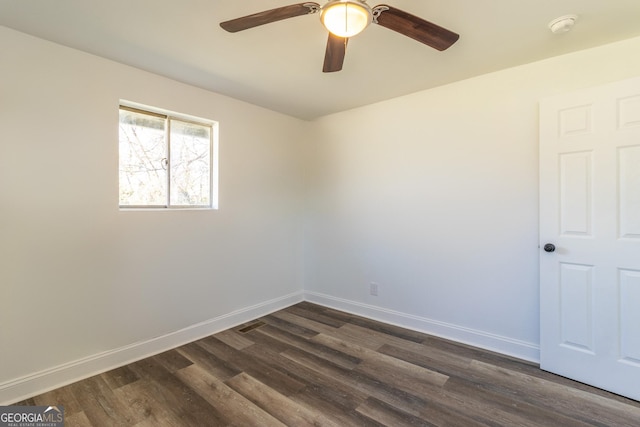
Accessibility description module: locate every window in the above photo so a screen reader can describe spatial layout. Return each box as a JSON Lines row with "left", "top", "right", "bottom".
{"left": 118, "top": 104, "right": 217, "bottom": 209}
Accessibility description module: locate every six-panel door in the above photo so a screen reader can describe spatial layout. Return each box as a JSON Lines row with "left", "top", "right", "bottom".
{"left": 539, "top": 76, "right": 640, "bottom": 401}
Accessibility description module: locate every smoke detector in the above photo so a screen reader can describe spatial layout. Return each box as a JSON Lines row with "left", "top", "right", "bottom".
{"left": 549, "top": 15, "right": 578, "bottom": 34}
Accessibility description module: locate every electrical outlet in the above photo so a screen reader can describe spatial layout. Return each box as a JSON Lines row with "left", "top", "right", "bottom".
{"left": 369, "top": 282, "right": 379, "bottom": 296}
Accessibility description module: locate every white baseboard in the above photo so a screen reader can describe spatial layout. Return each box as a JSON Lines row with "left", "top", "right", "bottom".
{"left": 1, "top": 289, "right": 540, "bottom": 405}
{"left": 0, "top": 291, "right": 304, "bottom": 405}
{"left": 304, "top": 291, "right": 540, "bottom": 364}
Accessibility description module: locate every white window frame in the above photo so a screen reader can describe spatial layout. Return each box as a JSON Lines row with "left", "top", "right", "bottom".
{"left": 118, "top": 102, "right": 219, "bottom": 210}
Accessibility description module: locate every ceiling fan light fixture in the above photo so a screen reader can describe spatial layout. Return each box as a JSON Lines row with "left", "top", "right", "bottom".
{"left": 321, "top": 0, "right": 372, "bottom": 38}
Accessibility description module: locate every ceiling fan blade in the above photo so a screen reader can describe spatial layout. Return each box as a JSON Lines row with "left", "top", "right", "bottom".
{"left": 323, "top": 33, "right": 348, "bottom": 73}
{"left": 220, "top": 2, "right": 320, "bottom": 33}
{"left": 373, "top": 5, "right": 459, "bottom": 51}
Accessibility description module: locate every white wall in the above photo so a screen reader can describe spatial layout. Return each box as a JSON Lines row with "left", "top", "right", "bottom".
{"left": 0, "top": 26, "right": 309, "bottom": 401}
{"left": 304, "top": 36, "right": 640, "bottom": 360}
{"left": 3, "top": 22, "right": 640, "bottom": 403}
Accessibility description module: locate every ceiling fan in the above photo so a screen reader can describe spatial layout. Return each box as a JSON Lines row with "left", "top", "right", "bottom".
{"left": 220, "top": 0, "right": 459, "bottom": 73}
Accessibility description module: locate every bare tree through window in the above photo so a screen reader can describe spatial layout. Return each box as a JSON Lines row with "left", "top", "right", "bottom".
{"left": 119, "top": 106, "right": 214, "bottom": 208}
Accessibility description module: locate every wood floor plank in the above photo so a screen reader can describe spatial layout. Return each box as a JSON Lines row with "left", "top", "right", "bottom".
{"left": 261, "top": 313, "right": 319, "bottom": 339}
{"left": 252, "top": 323, "right": 362, "bottom": 370}
{"left": 282, "top": 346, "right": 498, "bottom": 426}
{"left": 356, "top": 397, "right": 439, "bottom": 427}
{"left": 377, "top": 342, "right": 473, "bottom": 377}
{"left": 468, "top": 359, "right": 640, "bottom": 426}
{"left": 214, "top": 329, "right": 255, "bottom": 350}
{"left": 176, "top": 342, "right": 241, "bottom": 382}
{"left": 346, "top": 314, "right": 429, "bottom": 344}
{"left": 280, "top": 347, "right": 439, "bottom": 420}
{"left": 291, "top": 302, "right": 354, "bottom": 326}
{"left": 101, "top": 365, "right": 140, "bottom": 390}
{"left": 196, "top": 335, "right": 307, "bottom": 397}
{"left": 289, "top": 385, "right": 384, "bottom": 427}
{"left": 420, "top": 332, "right": 632, "bottom": 403}
{"left": 282, "top": 349, "right": 406, "bottom": 401}
{"left": 32, "top": 383, "right": 83, "bottom": 417}
{"left": 420, "top": 334, "right": 540, "bottom": 375}
{"left": 235, "top": 343, "right": 372, "bottom": 426}
{"left": 339, "top": 322, "right": 444, "bottom": 352}
{"left": 292, "top": 336, "right": 610, "bottom": 427}
{"left": 153, "top": 349, "right": 194, "bottom": 373}
{"left": 237, "top": 325, "right": 294, "bottom": 354}
{"left": 226, "top": 372, "right": 341, "bottom": 427}
{"left": 112, "top": 379, "right": 190, "bottom": 427}
{"left": 269, "top": 310, "right": 340, "bottom": 335}
{"left": 283, "top": 306, "right": 348, "bottom": 329}
{"left": 68, "top": 375, "right": 138, "bottom": 426}
{"left": 353, "top": 360, "right": 544, "bottom": 427}
{"left": 175, "top": 364, "right": 286, "bottom": 427}
{"left": 443, "top": 376, "right": 593, "bottom": 427}
{"left": 16, "top": 302, "right": 640, "bottom": 426}
{"left": 329, "top": 323, "right": 392, "bottom": 350}
{"left": 243, "top": 343, "right": 368, "bottom": 408}
{"left": 127, "top": 356, "right": 224, "bottom": 426}
{"left": 313, "top": 333, "right": 450, "bottom": 387}
{"left": 355, "top": 359, "right": 449, "bottom": 398}
{"left": 64, "top": 410, "right": 93, "bottom": 427}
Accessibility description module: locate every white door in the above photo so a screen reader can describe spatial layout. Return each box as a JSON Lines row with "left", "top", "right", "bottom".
{"left": 540, "top": 76, "right": 640, "bottom": 401}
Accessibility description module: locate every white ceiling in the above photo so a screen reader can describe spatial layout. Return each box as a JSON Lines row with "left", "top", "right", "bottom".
{"left": 2, "top": 0, "right": 640, "bottom": 120}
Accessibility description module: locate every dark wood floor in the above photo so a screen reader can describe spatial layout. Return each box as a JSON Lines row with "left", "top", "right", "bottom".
{"left": 18, "top": 302, "right": 640, "bottom": 426}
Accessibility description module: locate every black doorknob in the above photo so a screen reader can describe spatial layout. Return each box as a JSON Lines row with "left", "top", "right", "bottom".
{"left": 544, "top": 243, "right": 556, "bottom": 253}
